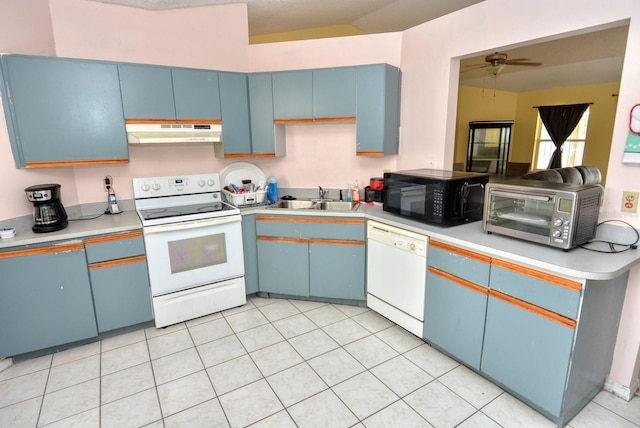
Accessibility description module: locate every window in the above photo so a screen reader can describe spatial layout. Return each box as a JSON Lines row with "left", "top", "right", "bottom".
{"left": 534, "top": 108, "right": 590, "bottom": 169}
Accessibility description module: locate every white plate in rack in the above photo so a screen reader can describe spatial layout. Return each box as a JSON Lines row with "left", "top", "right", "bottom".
{"left": 220, "top": 162, "right": 266, "bottom": 188}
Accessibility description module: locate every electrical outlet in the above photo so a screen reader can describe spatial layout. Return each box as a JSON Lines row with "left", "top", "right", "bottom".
{"left": 621, "top": 191, "right": 639, "bottom": 213}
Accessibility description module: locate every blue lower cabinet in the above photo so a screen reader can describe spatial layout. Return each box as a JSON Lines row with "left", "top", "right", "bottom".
{"left": 481, "top": 292, "right": 575, "bottom": 418}
{"left": 89, "top": 256, "right": 153, "bottom": 333}
{"left": 257, "top": 237, "right": 310, "bottom": 296}
{"left": 424, "top": 266, "right": 488, "bottom": 369}
{"left": 309, "top": 240, "right": 365, "bottom": 300}
{"left": 255, "top": 216, "right": 366, "bottom": 301}
{"left": 242, "top": 214, "right": 259, "bottom": 294}
{"left": 0, "top": 241, "right": 98, "bottom": 357}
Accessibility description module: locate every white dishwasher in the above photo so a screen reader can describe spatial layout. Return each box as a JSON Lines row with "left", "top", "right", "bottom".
{"left": 367, "top": 220, "right": 428, "bottom": 337}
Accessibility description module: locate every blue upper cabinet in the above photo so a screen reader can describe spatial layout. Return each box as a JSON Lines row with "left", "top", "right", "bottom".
{"left": 247, "top": 73, "right": 286, "bottom": 158}
{"left": 356, "top": 64, "right": 401, "bottom": 156}
{"left": 218, "top": 72, "right": 252, "bottom": 157}
{"left": 119, "top": 64, "right": 222, "bottom": 121}
{"left": 118, "top": 63, "right": 176, "bottom": 120}
{"left": 272, "top": 70, "right": 313, "bottom": 120}
{"left": 0, "top": 54, "right": 128, "bottom": 168}
{"left": 173, "top": 68, "right": 221, "bottom": 120}
{"left": 313, "top": 67, "right": 357, "bottom": 119}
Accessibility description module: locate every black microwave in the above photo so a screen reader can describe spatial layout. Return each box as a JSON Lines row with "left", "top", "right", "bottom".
{"left": 383, "top": 169, "right": 489, "bottom": 226}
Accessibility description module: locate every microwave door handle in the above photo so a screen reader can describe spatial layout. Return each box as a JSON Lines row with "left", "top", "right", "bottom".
{"left": 456, "top": 182, "right": 484, "bottom": 215}
{"left": 490, "top": 190, "right": 551, "bottom": 202}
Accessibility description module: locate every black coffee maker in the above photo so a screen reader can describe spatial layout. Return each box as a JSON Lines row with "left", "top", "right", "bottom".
{"left": 24, "top": 184, "right": 68, "bottom": 233}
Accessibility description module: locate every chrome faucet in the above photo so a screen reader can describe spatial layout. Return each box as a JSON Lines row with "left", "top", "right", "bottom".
{"left": 318, "top": 186, "right": 329, "bottom": 200}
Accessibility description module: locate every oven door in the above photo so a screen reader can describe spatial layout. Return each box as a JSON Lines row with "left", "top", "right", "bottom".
{"left": 484, "top": 189, "right": 556, "bottom": 245}
{"left": 143, "top": 215, "right": 244, "bottom": 296}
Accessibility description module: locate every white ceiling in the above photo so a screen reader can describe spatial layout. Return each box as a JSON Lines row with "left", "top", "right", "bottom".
{"left": 89, "top": 0, "right": 484, "bottom": 36}
{"left": 458, "top": 25, "right": 629, "bottom": 93}
{"left": 88, "top": 0, "right": 629, "bottom": 93}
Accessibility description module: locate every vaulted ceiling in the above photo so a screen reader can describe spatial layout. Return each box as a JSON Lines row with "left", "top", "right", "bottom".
{"left": 89, "top": 1, "right": 629, "bottom": 93}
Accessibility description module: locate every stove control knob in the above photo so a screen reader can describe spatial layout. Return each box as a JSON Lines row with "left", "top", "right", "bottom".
{"left": 207, "top": 179, "right": 215, "bottom": 187}
{"left": 198, "top": 179, "right": 206, "bottom": 187}
{"left": 152, "top": 182, "right": 161, "bottom": 191}
{"left": 141, "top": 183, "right": 150, "bottom": 192}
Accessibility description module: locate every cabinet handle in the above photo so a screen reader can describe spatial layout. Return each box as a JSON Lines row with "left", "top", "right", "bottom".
{"left": 25, "top": 159, "right": 128, "bottom": 168}
{"left": 309, "top": 239, "right": 364, "bottom": 246}
{"left": 0, "top": 242, "right": 84, "bottom": 259}
{"left": 84, "top": 231, "right": 142, "bottom": 245}
{"left": 430, "top": 240, "right": 492, "bottom": 264}
{"left": 428, "top": 266, "right": 488, "bottom": 296}
{"left": 489, "top": 289, "right": 576, "bottom": 329}
{"left": 492, "top": 258, "right": 582, "bottom": 292}
{"left": 356, "top": 151, "right": 384, "bottom": 156}
{"left": 90, "top": 255, "right": 146, "bottom": 270}
{"left": 257, "top": 236, "right": 307, "bottom": 244}
{"left": 256, "top": 216, "right": 364, "bottom": 225}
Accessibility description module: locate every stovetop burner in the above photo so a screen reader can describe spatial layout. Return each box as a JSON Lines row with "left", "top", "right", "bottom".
{"left": 133, "top": 173, "right": 241, "bottom": 226}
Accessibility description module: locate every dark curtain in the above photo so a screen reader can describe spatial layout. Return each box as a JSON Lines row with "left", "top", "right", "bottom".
{"left": 538, "top": 103, "right": 590, "bottom": 169}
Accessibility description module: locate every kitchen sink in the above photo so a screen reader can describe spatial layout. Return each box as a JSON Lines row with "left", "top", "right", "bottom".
{"left": 269, "top": 199, "right": 358, "bottom": 211}
{"left": 315, "top": 201, "right": 357, "bottom": 211}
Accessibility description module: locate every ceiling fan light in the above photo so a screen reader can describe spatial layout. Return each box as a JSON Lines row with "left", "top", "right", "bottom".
{"left": 487, "top": 64, "right": 506, "bottom": 76}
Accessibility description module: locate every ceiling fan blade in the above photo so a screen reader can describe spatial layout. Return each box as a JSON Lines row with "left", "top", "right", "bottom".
{"left": 505, "top": 60, "right": 543, "bottom": 66}
{"left": 463, "top": 63, "right": 490, "bottom": 70}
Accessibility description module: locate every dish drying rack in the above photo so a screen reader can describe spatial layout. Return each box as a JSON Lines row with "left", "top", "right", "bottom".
{"left": 223, "top": 188, "right": 268, "bottom": 207}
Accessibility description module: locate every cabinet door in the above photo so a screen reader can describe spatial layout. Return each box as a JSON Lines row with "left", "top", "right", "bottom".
{"left": 490, "top": 259, "right": 582, "bottom": 320}
{"left": 0, "top": 55, "right": 128, "bottom": 168}
{"left": 84, "top": 231, "right": 145, "bottom": 264}
{"left": 219, "top": 72, "right": 252, "bottom": 157}
{"left": 424, "top": 267, "right": 488, "bottom": 369}
{"left": 248, "top": 73, "right": 285, "bottom": 157}
{"left": 172, "top": 68, "right": 221, "bottom": 120}
{"left": 481, "top": 291, "right": 575, "bottom": 417}
{"left": 242, "top": 214, "right": 259, "bottom": 294}
{"left": 309, "top": 240, "right": 365, "bottom": 300}
{"left": 313, "top": 67, "right": 357, "bottom": 118}
{"left": 0, "top": 242, "right": 97, "bottom": 357}
{"left": 257, "top": 237, "right": 309, "bottom": 296}
{"left": 356, "top": 64, "right": 401, "bottom": 156}
{"left": 119, "top": 63, "right": 175, "bottom": 120}
{"left": 272, "top": 70, "right": 313, "bottom": 119}
{"left": 89, "top": 256, "right": 153, "bottom": 333}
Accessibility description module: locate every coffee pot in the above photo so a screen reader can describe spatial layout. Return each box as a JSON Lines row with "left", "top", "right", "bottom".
{"left": 24, "top": 184, "right": 68, "bottom": 233}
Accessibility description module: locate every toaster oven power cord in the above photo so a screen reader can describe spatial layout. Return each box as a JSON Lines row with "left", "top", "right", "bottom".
{"left": 578, "top": 219, "right": 639, "bottom": 253}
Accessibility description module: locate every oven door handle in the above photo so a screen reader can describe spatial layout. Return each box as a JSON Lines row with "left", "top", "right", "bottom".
{"left": 143, "top": 215, "right": 241, "bottom": 234}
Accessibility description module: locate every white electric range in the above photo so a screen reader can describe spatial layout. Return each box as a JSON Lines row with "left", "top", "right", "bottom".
{"left": 132, "top": 173, "right": 246, "bottom": 328}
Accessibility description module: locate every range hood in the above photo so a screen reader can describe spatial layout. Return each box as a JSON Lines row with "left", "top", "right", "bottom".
{"left": 126, "top": 123, "right": 222, "bottom": 144}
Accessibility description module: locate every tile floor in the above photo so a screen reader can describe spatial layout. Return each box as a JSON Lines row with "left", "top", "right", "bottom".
{"left": 1, "top": 296, "right": 640, "bottom": 427}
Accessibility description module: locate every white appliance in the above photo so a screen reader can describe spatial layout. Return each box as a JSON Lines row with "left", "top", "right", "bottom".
{"left": 366, "top": 220, "right": 428, "bottom": 337}
{"left": 133, "top": 173, "right": 246, "bottom": 328}
{"left": 126, "top": 123, "right": 222, "bottom": 144}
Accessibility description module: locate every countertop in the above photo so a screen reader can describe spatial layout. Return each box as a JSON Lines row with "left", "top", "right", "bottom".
{"left": 2, "top": 203, "right": 639, "bottom": 281}
{"left": 244, "top": 202, "right": 640, "bottom": 281}
{"left": 0, "top": 210, "right": 143, "bottom": 249}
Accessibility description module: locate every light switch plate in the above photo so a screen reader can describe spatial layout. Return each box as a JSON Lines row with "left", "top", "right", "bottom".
{"left": 621, "top": 191, "right": 639, "bottom": 213}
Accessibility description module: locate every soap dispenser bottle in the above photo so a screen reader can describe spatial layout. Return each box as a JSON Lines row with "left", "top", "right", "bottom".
{"left": 352, "top": 180, "right": 361, "bottom": 203}
{"left": 267, "top": 173, "right": 279, "bottom": 203}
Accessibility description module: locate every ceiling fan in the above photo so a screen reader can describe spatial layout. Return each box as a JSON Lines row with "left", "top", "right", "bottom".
{"left": 464, "top": 52, "right": 543, "bottom": 76}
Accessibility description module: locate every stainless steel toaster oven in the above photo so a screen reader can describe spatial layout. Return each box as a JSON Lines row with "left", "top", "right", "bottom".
{"left": 483, "top": 180, "right": 602, "bottom": 250}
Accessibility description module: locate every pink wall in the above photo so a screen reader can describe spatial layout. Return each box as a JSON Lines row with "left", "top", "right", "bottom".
{"left": 0, "top": 0, "right": 55, "bottom": 56}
